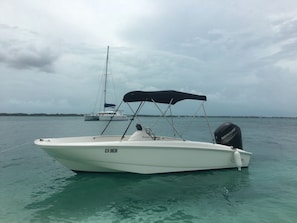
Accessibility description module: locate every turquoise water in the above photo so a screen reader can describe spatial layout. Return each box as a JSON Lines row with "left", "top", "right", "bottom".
{"left": 1, "top": 116, "right": 297, "bottom": 222}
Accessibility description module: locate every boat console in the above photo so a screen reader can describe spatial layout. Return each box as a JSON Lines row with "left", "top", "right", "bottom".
{"left": 128, "top": 124, "right": 155, "bottom": 141}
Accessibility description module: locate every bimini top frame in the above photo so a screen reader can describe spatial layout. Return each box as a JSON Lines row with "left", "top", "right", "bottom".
{"left": 101, "top": 90, "right": 209, "bottom": 140}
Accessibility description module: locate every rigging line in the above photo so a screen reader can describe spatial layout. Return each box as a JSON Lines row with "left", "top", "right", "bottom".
{"left": 108, "top": 53, "right": 118, "bottom": 103}
{"left": 121, "top": 102, "right": 144, "bottom": 140}
{"left": 202, "top": 102, "right": 215, "bottom": 143}
{"left": 0, "top": 142, "right": 32, "bottom": 154}
{"left": 103, "top": 50, "right": 119, "bottom": 111}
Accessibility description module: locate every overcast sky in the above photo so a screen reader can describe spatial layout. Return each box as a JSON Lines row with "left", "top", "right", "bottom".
{"left": 1, "top": 0, "right": 297, "bottom": 116}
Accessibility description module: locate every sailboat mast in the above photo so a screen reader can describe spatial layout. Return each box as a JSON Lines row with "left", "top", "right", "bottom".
{"left": 104, "top": 46, "right": 109, "bottom": 111}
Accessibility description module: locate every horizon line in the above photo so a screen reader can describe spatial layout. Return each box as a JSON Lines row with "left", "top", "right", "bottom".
{"left": 0, "top": 112, "right": 296, "bottom": 119}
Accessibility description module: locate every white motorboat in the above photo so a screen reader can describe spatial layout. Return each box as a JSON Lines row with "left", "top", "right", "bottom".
{"left": 84, "top": 46, "right": 128, "bottom": 121}
{"left": 84, "top": 110, "right": 127, "bottom": 121}
{"left": 35, "top": 90, "right": 252, "bottom": 174}
{"left": 97, "top": 110, "right": 128, "bottom": 121}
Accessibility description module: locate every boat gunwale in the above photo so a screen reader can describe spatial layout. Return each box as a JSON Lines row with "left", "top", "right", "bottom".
{"left": 34, "top": 137, "right": 252, "bottom": 155}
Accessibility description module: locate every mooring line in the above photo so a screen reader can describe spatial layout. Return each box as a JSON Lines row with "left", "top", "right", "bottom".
{"left": 0, "top": 142, "right": 32, "bottom": 154}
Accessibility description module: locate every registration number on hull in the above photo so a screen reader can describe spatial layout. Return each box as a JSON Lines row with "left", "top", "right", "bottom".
{"left": 105, "top": 148, "right": 118, "bottom": 153}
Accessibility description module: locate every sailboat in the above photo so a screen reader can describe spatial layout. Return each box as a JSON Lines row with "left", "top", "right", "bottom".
{"left": 84, "top": 46, "right": 128, "bottom": 121}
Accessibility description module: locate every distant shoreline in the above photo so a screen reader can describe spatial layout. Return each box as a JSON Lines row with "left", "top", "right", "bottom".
{"left": 0, "top": 113, "right": 296, "bottom": 119}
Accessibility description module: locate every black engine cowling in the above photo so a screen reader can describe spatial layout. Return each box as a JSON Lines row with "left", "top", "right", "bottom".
{"left": 214, "top": 122, "right": 243, "bottom": 149}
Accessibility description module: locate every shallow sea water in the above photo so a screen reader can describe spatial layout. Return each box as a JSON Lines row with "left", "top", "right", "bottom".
{"left": 1, "top": 116, "right": 297, "bottom": 223}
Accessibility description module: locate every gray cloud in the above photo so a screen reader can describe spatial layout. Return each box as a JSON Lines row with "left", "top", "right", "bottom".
{"left": 0, "top": 46, "right": 58, "bottom": 72}
{"left": 0, "top": 25, "right": 59, "bottom": 72}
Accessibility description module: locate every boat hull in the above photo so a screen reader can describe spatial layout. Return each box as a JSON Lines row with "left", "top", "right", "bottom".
{"left": 35, "top": 136, "right": 252, "bottom": 174}
{"left": 84, "top": 114, "right": 99, "bottom": 121}
{"left": 98, "top": 115, "right": 128, "bottom": 121}
{"left": 84, "top": 113, "right": 128, "bottom": 121}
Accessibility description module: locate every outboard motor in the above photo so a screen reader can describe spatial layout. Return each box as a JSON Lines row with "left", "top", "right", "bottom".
{"left": 214, "top": 122, "right": 243, "bottom": 149}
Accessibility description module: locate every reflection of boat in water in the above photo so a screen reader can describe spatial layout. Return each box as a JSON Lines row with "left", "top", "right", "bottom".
{"left": 25, "top": 170, "right": 250, "bottom": 222}
{"left": 35, "top": 90, "right": 252, "bottom": 174}
{"left": 84, "top": 46, "right": 128, "bottom": 121}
